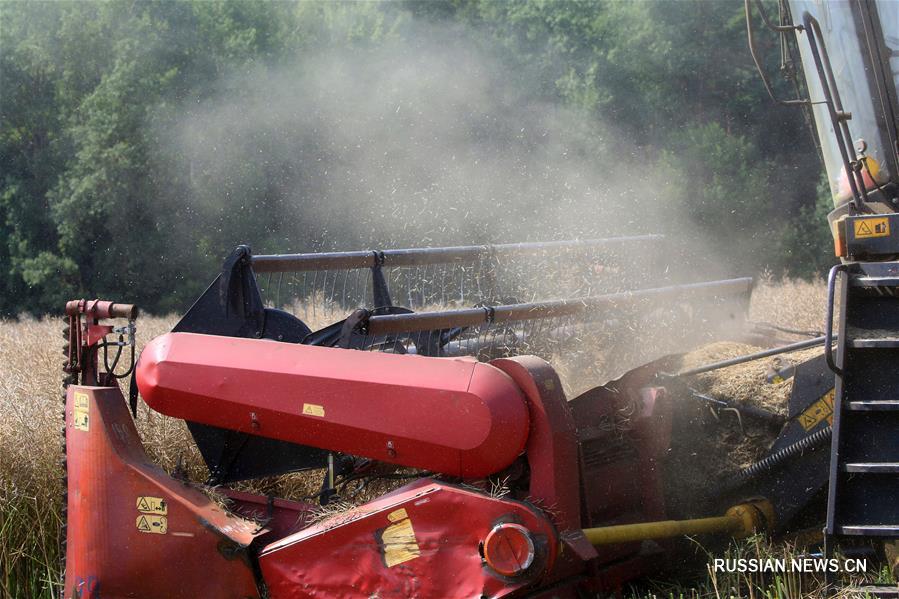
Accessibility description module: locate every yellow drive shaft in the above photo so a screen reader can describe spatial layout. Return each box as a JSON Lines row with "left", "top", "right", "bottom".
{"left": 582, "top": 499, "right": 774, "bottom": 546}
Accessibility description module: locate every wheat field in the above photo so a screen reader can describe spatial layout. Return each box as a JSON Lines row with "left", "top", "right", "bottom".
{"left": 0, "top": 278, "right": 836, "bottom": 598}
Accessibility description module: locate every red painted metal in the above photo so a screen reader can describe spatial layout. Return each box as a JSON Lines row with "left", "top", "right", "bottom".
{"left": 220, "top": 489, "right": 316, "bottom": 545}
{"left": 65, "top": 299, "right": 138, "bottom": 319}
{"left": 64, "top": 301, "right": 685, "bottom": 597}
{"left": 491, "top": 357, "right": 583, "bottom": 533}
{"left": 565, "top": 362, "right": 675, "bottom": 592}
{"left": 64, "top": 300, "right": 136, "bottom": 385}
{"left": 136, "top": 332, "right": 530, "bottom": 478}
{"left": 63, "top": 385, "right": 261, "bottom": 599}
{"left": 258, "top": 479, "right": 560, "bottom": 598}
{"left": 490, "top": 355, "right": 598, "bottom": 586}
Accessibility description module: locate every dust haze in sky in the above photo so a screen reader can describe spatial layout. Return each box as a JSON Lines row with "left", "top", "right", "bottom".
{"left": 160, "top": 17, "right": 745, "bottom": 395}
{"left": 166, "top": 22, "right": 697, "bottom": 260}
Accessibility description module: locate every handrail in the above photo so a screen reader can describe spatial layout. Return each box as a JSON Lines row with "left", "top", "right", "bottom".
{"left": 824, "top": 264, "right": 846, "bottom": 376}
{"left": 803, "top": 12, "right": 869, "bottom": 212}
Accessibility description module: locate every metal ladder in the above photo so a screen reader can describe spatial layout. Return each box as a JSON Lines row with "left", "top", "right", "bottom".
{"left": 824, "top": 262, "right": 899, "bottom": 573}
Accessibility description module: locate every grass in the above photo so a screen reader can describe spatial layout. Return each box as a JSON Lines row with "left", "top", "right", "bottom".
{"left": 628, "top": 534, "right": 895, "bottom": 598}
{"left": 3, "top": 276, "right": 890, "bottom": 598}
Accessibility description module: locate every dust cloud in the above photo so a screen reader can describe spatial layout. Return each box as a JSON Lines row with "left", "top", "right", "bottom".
{"left": 166, "top": 22, "right": 699, "bottom": 258}
{"left": 161, "top": 17, "right": 742, "bottom": 391}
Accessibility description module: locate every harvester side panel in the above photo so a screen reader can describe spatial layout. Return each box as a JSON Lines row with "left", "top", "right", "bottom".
{"left": 259, "top": 479, "right": 559, "bottom": 598}
{"left": 63, "top": 386, "right": 261, "bottom": 599}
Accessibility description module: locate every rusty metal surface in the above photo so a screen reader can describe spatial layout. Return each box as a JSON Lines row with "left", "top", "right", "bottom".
{"left": 65, "top": 298, "right": 138, "bottom": 319}
{"left": 365, "top": 277, "right": 753, "bottom": 335}
{"left": 251, "top": 236, "right": 664, "bottom": 273}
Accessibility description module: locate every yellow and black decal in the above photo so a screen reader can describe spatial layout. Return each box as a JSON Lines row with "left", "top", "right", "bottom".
{"left": 135, "top": 495, "right": 168, "bottom": 534}
{"left": 853, "top": 217, "right": 890, "bottom": 239}
{"left": 845, "top": 213, "right": 899, "bottom": 257}
{"left": 73, "top": 392, "right": 90, "bottom": 432}
{"left": 798, "top": 389, "right": 834, "bottom": 431}
{"left": 379, "top": 508, "right": 421, "bottom": 568}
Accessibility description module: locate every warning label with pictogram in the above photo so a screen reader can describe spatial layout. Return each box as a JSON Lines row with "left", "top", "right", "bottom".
{"left": 302, "top": 403, "right": 325, "bottom": 417}
{"left": 854, "top": 217, "right": 890, "bottom": 239}
{"left": 136, "top": 514, "right": 167, "bottom": 535}
{"left": 136, "top": 496, "right": 167, "bottom": 515}
{"left": 798, "top": 389, "right": 835, "bottom": 431}
{"left": 73, "top": 392, "right": 89, "bottom": 432}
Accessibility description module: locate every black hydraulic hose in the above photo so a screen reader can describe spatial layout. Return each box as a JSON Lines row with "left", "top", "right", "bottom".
{"left": 745, "top": 0, "right": 807, "bottom": 107}
{"left": 753, "top": 0, "right": 798, "bottom": 33}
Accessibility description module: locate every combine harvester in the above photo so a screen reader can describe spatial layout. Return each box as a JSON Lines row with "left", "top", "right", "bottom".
{"left": 746, "top": 0, "right": 899, "bottom": 588}
{"left": 60, "top": 0, "right": 899, "bottom": 595}
{"left": 60, "top": 238, "right": 826, "bottom": 598}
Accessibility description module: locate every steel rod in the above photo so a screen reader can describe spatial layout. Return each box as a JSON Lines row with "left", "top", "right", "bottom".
{"left": 672, "top": 334, "right": 830, "bottom": 378}
{"left": 367, "top": 277, "right": 752, "bottom": 335}
{"left": 251, "top": 236, "right": 665, "bottom": 273}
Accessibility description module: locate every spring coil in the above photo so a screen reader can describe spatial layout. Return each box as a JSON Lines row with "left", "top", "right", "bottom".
{"left": 724, "top": 425, "right": 833, "bottom": 490}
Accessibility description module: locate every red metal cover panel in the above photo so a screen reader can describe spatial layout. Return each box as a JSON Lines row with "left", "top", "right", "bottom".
{"left": 137, "top": 333, "right": 530, "bottom": 478}
{"left": 258, "top": 479, "right": 559, "bottom": 598}
{"left": 64, "top": 385, "right": 261, "bottom": 599}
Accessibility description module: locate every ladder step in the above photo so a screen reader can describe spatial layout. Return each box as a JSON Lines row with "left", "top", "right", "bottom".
{"left": 857, "top": 586, "right": 899, "bottom": 598}
{"left": 836, "top": 525, "right": 899, "bottom": 536}
{"left": 842, "top": 462, "right": 899, "bottom": 473}
{"left": 848, "top": 400, "right": 899, "bottom": 411}
{"left": 847, "top": 338, "right": 899, "bottom": 348}
{"left": 852, "top": 276, "right": 899, "bottom": 287}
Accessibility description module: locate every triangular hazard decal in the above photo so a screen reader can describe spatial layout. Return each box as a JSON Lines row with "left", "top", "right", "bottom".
{"left": 137, "top": 516, "right": 151, "bottom": 532}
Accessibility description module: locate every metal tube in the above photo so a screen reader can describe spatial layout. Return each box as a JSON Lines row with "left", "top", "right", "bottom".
{"left": 744, "top": 0, "right": 807, "bottom": 106}
{"left": 802, "top": 13, "right": 864, "bottom": 209}
{"left": 582, "top": 500, "right": 773, "bottom": 546}
{"left": 583, "top": 515, "right": 742, "bottom": 546}
{"left": 824, "top": 264, "right": 846, "bottom": 375}
{"left": 671, "top": 334, "right": 830, "bottom": 378}
{"left": 367, "top": 277, "right": 752, "bottom": 335}
{"left": 65, "top": 300, "right": 139, "bottom": 320}
{"left": 251, "top": 236, "right": 665, "bottom": 273}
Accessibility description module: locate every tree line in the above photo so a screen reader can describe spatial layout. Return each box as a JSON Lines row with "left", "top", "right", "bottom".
{"left": 0, "top": 0, "right": 834, "bottom": 316}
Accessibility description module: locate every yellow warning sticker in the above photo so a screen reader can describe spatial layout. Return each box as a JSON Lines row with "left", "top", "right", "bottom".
{"left": 387, "top": 508, "right": 408, "bottom": 523}
{"left": 302, "top": 403, "right": 325, "bottom": 417}
{"left": 854, "top": 217, "right": 890, "bottom": 239}
{"left": 136, "top": 496, "right": 167, "bottom": 515}
{"left": 381, "top": 509, "right": 420, "bottom": 567}
{"left": 136, "top": 514, "right": 167, "bottom": 535}
{"left": 73, "top": 392, "right": 89, "bottom": 432}
{"left": 798, "top": 389, "right": 835, "bottom": 431}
